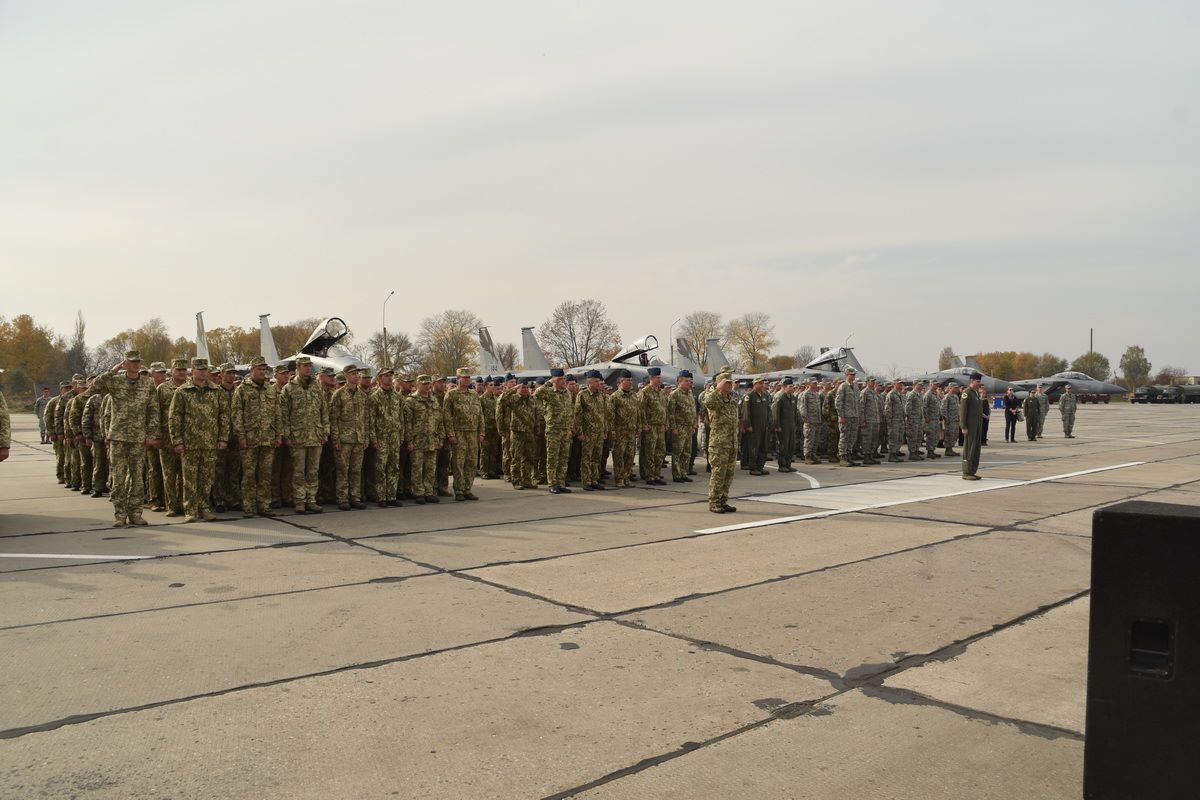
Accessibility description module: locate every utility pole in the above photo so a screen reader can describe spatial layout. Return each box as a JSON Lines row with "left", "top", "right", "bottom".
{"left": 1090, "top": 328, "right": 1094, "bottom": 354}
{"left": 382, "top": 290, "right": 395, "bottom": 369}
{"left": 668, "top": 318, "right": 681, "bottom": 365}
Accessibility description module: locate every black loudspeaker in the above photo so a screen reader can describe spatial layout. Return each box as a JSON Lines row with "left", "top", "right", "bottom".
{"left": 1084, "top": 500, "right": 1200, "bottom": 799}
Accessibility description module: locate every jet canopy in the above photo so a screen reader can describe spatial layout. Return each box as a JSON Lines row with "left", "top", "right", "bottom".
{"left": 301, "top": 317, "right": 351, "bottom": 358}
{"left": 611, "top": 336, "right": 659, "bottom": 365}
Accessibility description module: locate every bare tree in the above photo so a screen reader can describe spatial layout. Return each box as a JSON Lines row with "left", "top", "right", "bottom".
{"left": 364, "top": 329, "right": 422, "bottom": 374}
{"left": 539, "top": 299, "right": 623, "bottom": 367}
{"left": 417, "top": 309, "right": 481, "bottom": 376}
{"left": 724, "top": 312, "right": 777, "bottom": 373}
{"left": 677, "top": 311, "right": 724, "bottom": 372}
{"left": 1154, "top": 365, "right": 1187, "bottom": 385}
{"left": 792, "top": 345, "right": 817, "bottom": 367}
{"left": 495, "top": 342, "right": 520, "bottom": 371}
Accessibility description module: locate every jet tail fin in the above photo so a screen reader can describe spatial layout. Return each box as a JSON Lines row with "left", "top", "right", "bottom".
{"left": 674, "top": 338, "right": 703, "bottom": 375}
{"left": 950, "top": 354, "right": 965, "bottom": 368}
{"left": 705, "top": 338, "right": 730, "bottom": 372}
{"left": 478, "top": 327, "right": 504, "bottom": 375}
{"left": 195, "top": 312, "right": 210, "bottom": 361}
{"left": 964, "top": 355, "right": 981, "bottom": 370}
{"left": 259, "top": 314, "right": 280, "bottom": 364}
{"left": 521, "top": 327, "right": 551, "bottom": 371}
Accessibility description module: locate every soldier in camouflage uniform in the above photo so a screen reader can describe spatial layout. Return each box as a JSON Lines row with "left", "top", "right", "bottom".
{"left": 885, "top": 380, "right": 907, "bottom": 462}
{"left": 280, "top": 356, "right": 330, "bottom": 513}
{"left": 67, "top": 376, "right": 92, "bottom": 492}
{"left": 667, "top": 370, "right": 698, "bottom": 482}
{"left": 0, "top": 386, "right": 8, "bottom": 462}
{"left": 1058, "top": 384, "right": 1078, "bottom": 438}
{"left": 797, "top": 377, "right": 822, "bottom": 465}
{"left": 142, "top": 362, "right": 168, "bottom": 509}
{"left": 83, "top": 351, "right": 162, "bottom": 527}
{"left": 941, "top": 383, "right": 961, "bottom": 457}
{"left": 46, "top": 384, "right": 70, "bottom": 483}
{"left": 369, "top": 367, "right": 404, "bottom": 507}
{"left": 609, "top": 370, "right": 641, "bottom": 488}
{"left": 834, "top": 368, "right": 862, "bottom": 467}
{"left": 638, "top": 367, "right": 668, "bottom": 485}
{"left": 81, "top": 389, "right": 109, "bottom": 496}
{"left": 703, "top": 372, "right": 739, "bottom": 513}
{"left": 232, "top": 356, "right": 280, "bottom": 517}
{"left": 508, "top": 381, "right": 539, "bottom": 489}
{"left": 905, "top": 381, "right": 926, "bottom": 460}
{"left": 536, "top": 368, "right": 575, "bottom": 493}
{"left": 859, "top": 377, "right": 882, "bottom": 465}
{"left": 268, "top": 365, "right": 293, "bottom": 508}
{"left": 574, "top": 369, "right": 611, "bottom": 490}
{"left": 822, "top": 380, "right": 840, "bottom": 463}
{"left": 329, "top": 365, "right": 369, "bottom": 510}
{"left": 496, "top": 376, "right": 518, "bottom": 482}
{"left": 157, "top": 358, "right": 189, "bottom": 516}
{"left": 359, "top": 368, "right": 378, "bottom": 501}
{"left": 534, "top": 378, "right": 548, "bottom": 483}
{"left": 565, "top": 375, "right": 583, "bottom": 484}
{"left": 480, "top": 379, "right": 501, "bottom": 479}
{"left": 169, "top": 358, "right": 230, "bottom": 522}
{"left": 406, "top": 375, "right": 447, "bottom": 503}
{"left": 210, "top": 363, "right": 241, "bottom": 512}
{"left": 444, "top": 368, "right": 484, "bottom": 501}
{"left": 314, "top": 367, "right": 338, "bottom": 504}
{"left": 923, "top": 381, "right": 943, "bottom": 458}
{"left": 395, "top": 374, "right": 416, "bottom": 498}
{"left": 433, "top": 377, "right": 453, "bottom": 497}
{"left": 1036, "top": 384, "right": 1050, "bottom": 439}
{"left": 35, "top": 386, "right": 51, "bottom": 444}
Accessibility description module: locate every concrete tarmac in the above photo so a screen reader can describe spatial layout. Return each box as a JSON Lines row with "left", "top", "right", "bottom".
{"left": 2, "top": 405, "right": 1198, "bottom": 798}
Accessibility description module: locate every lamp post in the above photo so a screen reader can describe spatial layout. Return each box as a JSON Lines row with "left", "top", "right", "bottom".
{"left": 382, "top": 290, "right": 395, "bottom": 369}
{"left": 668, "top": 318, "right": 681, "bottom": 365}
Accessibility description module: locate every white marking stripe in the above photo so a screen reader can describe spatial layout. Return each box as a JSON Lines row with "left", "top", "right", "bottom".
{"left": 1074, "top": 437, "right": 1165, "bottom": 445}
{"left": 694, "top": 461, "right": 1146, "bottom": 534}
{"left": 763, "top": 465, "right": 820, "bottom": 488}
{"left": 0, "top": 553, "right": 153, "bottom": 561}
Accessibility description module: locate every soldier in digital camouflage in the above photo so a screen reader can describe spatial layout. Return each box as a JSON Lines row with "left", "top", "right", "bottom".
{"left": 168, "top": 358, "right": 230, "bottom": 522}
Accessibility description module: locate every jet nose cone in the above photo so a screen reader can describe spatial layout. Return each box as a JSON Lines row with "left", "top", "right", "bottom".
{"left": 1103, "top": 383, "right": 1127, "bottom": 395}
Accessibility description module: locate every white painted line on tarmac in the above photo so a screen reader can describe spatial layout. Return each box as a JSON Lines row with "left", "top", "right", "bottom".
{"left": 1075, "top": 436, "right": 1165, "bottom": 445}
{"left": 694, "top": 461, "right": 1146, "bottom": 535}
{"left": 762, "top": 465, "right": 821, "bottom": 489}
{"left": 0, "top": 553, "right": 153, "bottom": 561}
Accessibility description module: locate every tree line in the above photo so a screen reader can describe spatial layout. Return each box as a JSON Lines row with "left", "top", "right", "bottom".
{"left": 938, "top": 345, "right": 1184, "bottom": 389}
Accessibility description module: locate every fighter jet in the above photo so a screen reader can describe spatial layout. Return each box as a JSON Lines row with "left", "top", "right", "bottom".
{"left": 905, "top": 355, "right": 1019, "bottom": 396}
{"left": 193, "top": 313, "right": 364, "bottom": 374}
{"left": 1012, "top": 370, "right": 1127, "bottom": 402}
{"left": 704, "top": 340, "right": 866, "bottom": 383}
{"left": 480, "top": 327, "right": 704, "bottom": 387}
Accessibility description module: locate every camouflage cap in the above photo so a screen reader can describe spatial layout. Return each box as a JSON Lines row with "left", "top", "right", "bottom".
{"left": 377, "top": 366, "right": 394, "bottom": 376}
{"left": 124, "top": 349, "right": 141, "bottom": 361}
{"left": 398, "top": 373, "right": 413, "bottom": 382}
{"left": 59, "top": 380, "right": 72, "bottom": 388}
{"left": 149, "top": 361, "right": 167, "bottom": 372}
{"left": 296, "top": 356, "right": 312, "bottom": 365}
{"left": 248, "top": 356, "right": 268, "bottom": 367}
{"left": 342, "top": 364, "right": 360, "bottom": 374}
{"left": 320, "top": 366, "right": 336, "bottom": 377}
{"left": 455, "top": 367, "right": 471, "bottom": 378}
{"left": 72, "top": 373, "right": 85, "bottom": 383}
{"left": 416, "top": 374, "right": 433, "bottom": 384}
{"left": 716, "top": 371, "right": 733, "bottom": 383}
{"left": 139, "top": 368, "right": 150, "bottom": 376}
{"left": 844, "top": 366, "right": 857, "bottom": 374}
{"left": 274, "top": 364, "right": 290, "bottom": 374}
{"left": 171, "top": 358, "right": 189, "bottom": 370}
{"left": 218, "top": 362, "right": 235, "bottom": 373}
{"left": 192, "top": 357, "right": 210, "bottom": 370}
{"left": 359, "top": 368, "right": 373, "bottom": 378}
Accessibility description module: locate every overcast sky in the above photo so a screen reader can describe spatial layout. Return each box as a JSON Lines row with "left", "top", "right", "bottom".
{"left": 3, "top": 1, "right": 1197, "bottom": 375}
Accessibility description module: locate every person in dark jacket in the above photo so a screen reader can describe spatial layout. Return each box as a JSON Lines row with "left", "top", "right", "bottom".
{"left": 1002, "top": 387, "right": 1021, "bottom": 442}
{"left": 979, "top": 389, "right": 991, "bottom": 446}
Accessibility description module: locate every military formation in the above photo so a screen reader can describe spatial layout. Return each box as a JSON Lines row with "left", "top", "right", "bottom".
{"left": 19, "top": 352, "right": 1087, "bottom": 525}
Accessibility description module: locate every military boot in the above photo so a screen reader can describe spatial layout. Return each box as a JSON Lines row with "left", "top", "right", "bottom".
{"left": 199, "top": 509, "right": 217, "bottom": 522}
{"left": 112, "top": 514, "right": 127, "bottom": 528}
{"left": 129, "top": 513, "right": 149, "bottom": 527}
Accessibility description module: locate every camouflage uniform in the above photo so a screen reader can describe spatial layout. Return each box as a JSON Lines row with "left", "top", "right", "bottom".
{"left": 535, "top": 380, "right": 574, "bottom": 490}
{"left": 158, "top": 365, "right": 188, "bottom": 515}
{"left": 480, "top": 387, "right": 500, "bottom": 478}
{"left": 508, "top": 391, "right": 539, "bottom": 488}
{"left": 496, "top": 385, "right": 518, "bottom": 481}
{"left": 232, "top": 370, "right": 280, "bottom": 515}
{"left": 637, "top": 382, "right": 668, "bottom": 482}
{"left": 67, "top": 387, "right": 91, "bottom": 491}
{"left": 81, "top": 393, "right": 109, "bottom": 494}
{"left": 84, "top": 364, "right": 161, "bottom": 525}
{"left": 444, "top": 381, "right": 484, "bottom": 499}
{"left": 1036, "top": 391, "right": 1050, "bottom": 438}
{"left": 169, "top": 367, "right": 230, "bottom": 520}
{"left": 834, "top": 378, "right": 861, "bottom": 465}
{"left": 905, "top": 386, "right": 926, "bottom": 459}
{"left": 885, "top": 385, "right": 906, "bottom": 462}
{"left": 330, "top": 379, "right": 369, "bottom": 506}
{"left": 823, "top": 387, "right": 840, "bottom": 463}
{"left": 0, "top": 391, "right": 8, "bottom": 452}
{"left": 609, "top": 385, "right": 641, "bottom": 488}
{"left": 859, "top": 384, "right": 882, "bottom": 465}
{"left": 923, "top": 386, "right": 942, "bottom": 457}
{"left": 1059, "top": 391, "right": 1078, "bottom": 437}
{"left": 798, "top": 383, "right": 823, "bottom": 464}
{"left": 434, "top": 385, "right": 452, "bottom": 495}
{"left": 317, "top": 378, "right": 337, "bottom": 504}
{"left": 574, "top": 384, "right": 610, "bottom": 487}
{"left": 405, "top": 384, "right": 447, "bottom": 498}
{"left": 702, "top": 380, "right": 739, "bottom": 511}
{"left": 270, "top": 367, "right": 294, "bottom": 507}
{"left": 211, "top": 366, "right": 240, "bottom": 510}
{"left": 941, "top": 389, "right": 961, "bottom": 455}
{"left": 34, "top": 392, "right": 50, "bottom": 443}
{"left": 45, "top": 391, "right": 65, "bottom": 482}
{"left": 369, "top": 379, "right": 404, "bottom": 504}
{"left": 667, "top": 386, "right": 698, "bottom": 480}
{"left": 280, "top": 369, "right": 330, "bottom": 509}
{"left": 395, "top": 379, "right": 415, "bottom": 498}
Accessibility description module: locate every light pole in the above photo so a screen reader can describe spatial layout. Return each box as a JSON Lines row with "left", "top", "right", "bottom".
{"left": 668, "top": 318, "right": 681, "bottom": 365}
{"left": 382, "top": 290, "right": 395, "bottom": 369}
